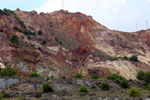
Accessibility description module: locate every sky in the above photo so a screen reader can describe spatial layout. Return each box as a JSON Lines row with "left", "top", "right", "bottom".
{"left": 0, "top": 0, "right": 150, "bottom": 32}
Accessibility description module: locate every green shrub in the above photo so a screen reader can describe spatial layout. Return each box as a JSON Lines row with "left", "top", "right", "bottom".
{"left": 91, "top": 74, "right": 99, "bottom": 79}
{"left": 50, "top": 75, "right": 54, "bottom": 79}
{"left": 137, "top": 71, "right": 145, "bottom": 80}
{"left": 90, "top": 85, "right": 97, "bottom": 89}
{"left": 78, "top": 85, "right": 88, "bottom": 93}
{"left": 42, "top": 82, "right": 54, "bottom": 93}
{"left": 16, "top": 8, "right": 20, "bottom": 11}
{"left": 120, "top": 79, "right": 128, "bottom": 89}
{"left": 38, "top": 30, "right": 43, "bottom": 35}
{"left": 10, "top": 34, "right": 19, "bottom": 45}
{"left": 27, "top": 35, "right": 31, "bottom": 40}
{"left": 144, "top": 72, "right": 150, "bottom": 84}
{"left": 107, "top": 74, "right": 128, "bottom": 87}
{"left": 74, "top": 73, "right": 83, "bottom": 79}
{"left": 30, "top": 72, "right": 41, "bottom": 78}
{"left": 128, "top": 87, "right": 141, "bottom": 97}
{"left": 0, "top": 66, "right": 17, "bottom": 77}
{"left": 42, "top": 40, "right": 47, "bottom": 44}
{"left": 55, "top": 37, "right": 63, "bottom": 45}
{"left": 130, "top": 55, "right": 138, "bottom": 62}
{"left": 1, "top": 8, "right": 14, "bottom": 16}
{"left": 100, "top": 82, "right": 110, "bottom": 91}
{"left": 0, "top": 93, "right": 4, "bottom": 99}
{"left": 14, "top": 14, "right": 26, "bottom": 27}
{"left": 146, "top": 84, "right": 150, "bottom": 90}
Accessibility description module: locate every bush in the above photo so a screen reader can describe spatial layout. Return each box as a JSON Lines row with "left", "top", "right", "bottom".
{"left": 42, "top": 82, "right": 54, "bottom": 93}
{"left": 91, "top": 74, "right": 99, "bottom": 79}
{"left": 120, "top": 79, "right": 128, "bottom": 89}
{"left": 30, "top": 72, "right": 41, "bottom": 78}
{"left": 38, "top": 30, "right": 43, "bottom": 35}
{"left": 16, "top": 8, "right": 20, "bottom": 11}
{"left": 55, "top": 37, "right": 63, "bottom": 45}
{"left": 137, "top": 71, "right": 145, "bottom": 80}
{"left": 50, "top": 75, "right": 54, "bottom": 79}
{"left": 107, "top": 74, "right": 128, "bottom": 88}
{"left": 74, "top": 73, "right": 83, "bottom": 79}
{"left": 78, "top": 85, "right": 88, "bottom": 93}
{"left": 144, "top": 72, "right": 150, "bottom": 84}
{"left": 10, "top": 34, "right": 19, "bottom": 45}
{"left": 0, "top": 93, "right": 3, "bottom": 99}
{"left": 42, "top": 40, "right": 47, "bottom": 44}
{"left": 128, "top": 87, "right": 141, "bottom": 97}
{"left": 90, "top": 85, "right": 97, "bottom": 89}
{"left": 100, "top": 82, "right": 110, "bottom": 91}
{"left": 1, "top": 8, "right": 14, "bottom": 16}
{"left": 0, "top": 66, "right": 17, "bottom": 77}
{"left": 130, "top": 55, "right": 138, "bottom": 62}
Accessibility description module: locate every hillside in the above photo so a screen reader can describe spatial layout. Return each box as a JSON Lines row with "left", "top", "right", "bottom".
{"left": 0, "top": 9, "right": 150, "bottom": 80}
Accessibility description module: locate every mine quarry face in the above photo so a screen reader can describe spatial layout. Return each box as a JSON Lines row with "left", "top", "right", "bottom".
{"left": 0, "top": 9, "right": 150, "bottom": 80}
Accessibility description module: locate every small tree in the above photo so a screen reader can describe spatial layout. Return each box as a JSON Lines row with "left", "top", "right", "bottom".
{"left": 128, "top": 87, "right": 141, "bottom": 97}
{"left": 130, "top": 55, "right": 138, "bottom": 61}
{"left": 144, "top": 72, "right": 150, "bottom": 84}
{"left": 74, "top": 73, "right": 83, "bottom": 79}
{"left": 10, "top": 34, "right": 19, "bottom": 45}
{"left": 38, "top": 30, "right": 43, "bottom": 35}
{"left": 30, "top": 72, "right": 41, "bottom": 78}
{"left": 78, "top": 85, "right": 88, "bottom": 93}
{"left": 100, "top": 82, "right": 110, "bottom": 91}
{"left": 137, "top": 71, "right": 145, "bottom": 80}
{"left": 42, "top": 40, "right": 47, "bottom": 44}
{"left": 42, "top": 82, "right": 54, "bottom": 93}
{"left": 120, "top": 79, "right": 128, "bottom": 89}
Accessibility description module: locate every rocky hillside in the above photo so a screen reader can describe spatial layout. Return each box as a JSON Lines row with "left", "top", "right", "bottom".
{"left": 0, "top": 9, "right": 150, "bottom": 80}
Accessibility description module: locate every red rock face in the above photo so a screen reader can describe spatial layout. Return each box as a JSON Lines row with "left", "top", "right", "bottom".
{"left": 0, "top": 9, "right": 150, "bottom": 78}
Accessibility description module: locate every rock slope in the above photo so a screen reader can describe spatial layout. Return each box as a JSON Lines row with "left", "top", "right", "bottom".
{"left": 0, "top": 9, "right": 150, "bottom": 79}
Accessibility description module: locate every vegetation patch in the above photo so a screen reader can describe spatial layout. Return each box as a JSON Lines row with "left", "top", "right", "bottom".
{"left": 74, "top": 73, "right": 83, "bottom": 79}
{"left": 0, "top": 8, "right": 14, "bottom": 16}
{"left": 137, "top": 71, "right": 150, "bottom": 89}
{"left": 99, "top": 82, "right": 110, "bottom": 91}
{"left": 10, "top": 34, "right": 19, "bottom": 45}
{"left": 91, "top": 74, "right": 99, "bottom": 79}
{"left": 42, "top": 82, "right": 54, "bottom": 93}
{"left": 107, "top": 74, "right": 128, "bottom": 89}
{"left": 114, "top": 55, "right": 138, "bottom": 62}
{"left": 55, "top": 37, "right": 63, "bottom": 45}
{"left": 78, "top": 85, "right": 88, "bottom": 93}
{"left": 30, "top": 72, "right": 41, "bottom": 78}
{"left": 0, "top": 66, "right": 17, "bottom": 77}
{"left": 128, "top": 87, "right": 141, "bottom": 97}
{"left": 38, "top": 30, "right": 43, "bottom": 35}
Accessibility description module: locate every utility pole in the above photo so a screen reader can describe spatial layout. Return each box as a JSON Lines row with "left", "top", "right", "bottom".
{"left": 61, "top": 0, "right": 64, "bottom": 10}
